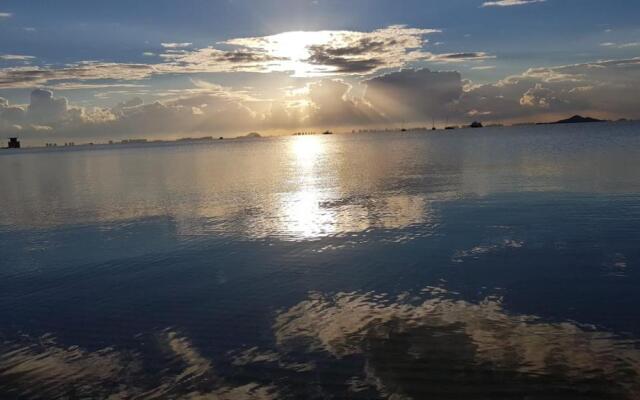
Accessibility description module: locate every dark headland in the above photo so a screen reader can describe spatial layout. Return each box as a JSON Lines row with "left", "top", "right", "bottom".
{"left": 540, "top": 115, "right": 606, "bottom": 125}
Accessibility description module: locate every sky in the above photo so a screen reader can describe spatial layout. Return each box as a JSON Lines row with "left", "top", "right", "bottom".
{"left": 1, "top": 0, "right": 640, "bottom": 143}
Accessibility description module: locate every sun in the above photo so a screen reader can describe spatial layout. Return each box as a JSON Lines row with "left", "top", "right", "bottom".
{"left": 264, "top": 31, "right": 335, "bottom": 76}
{"left": 268, "top": 31, "right": 331, "bottom": 59}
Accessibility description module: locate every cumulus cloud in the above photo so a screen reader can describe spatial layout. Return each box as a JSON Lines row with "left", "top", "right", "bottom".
{"left": 28, "top": 89, "right": 70, "bottom": 123}
{"left": 482, "top": 0, "right": 545, "bottom": 7}
{"left": 300, "top": 25, "right": 440, "bottom": 75}
{"left": 459, "top": 58, "right": 640, "bottom": 121}
{"left": 3, "top": 58, "right": 640, "bottom": 142}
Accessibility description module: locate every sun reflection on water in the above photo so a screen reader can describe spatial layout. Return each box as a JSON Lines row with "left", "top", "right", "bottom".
{"left": 281, "top": 135, "right": 336, "bottom": 239}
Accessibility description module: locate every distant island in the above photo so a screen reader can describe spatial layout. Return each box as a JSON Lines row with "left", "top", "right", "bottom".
{"left": 237, "top": 132, "right": 262, "bottom": 139}
{"left": 543, "top": 115, "right": 606, "bottom": 125}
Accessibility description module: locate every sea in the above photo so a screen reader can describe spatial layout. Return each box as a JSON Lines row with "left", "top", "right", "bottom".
{"left": 1, "top": 122, "right": 640, "bottom": 399}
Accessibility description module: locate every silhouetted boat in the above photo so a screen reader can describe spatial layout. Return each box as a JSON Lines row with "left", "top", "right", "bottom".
{"left": 322, "top": 130, "right": 333, "bottom": 135}
{"left": 7, "top": 137, "right": 20, "bottom": 149}
{"left": 470, "top": 121, "right": 484, "bottom": 128}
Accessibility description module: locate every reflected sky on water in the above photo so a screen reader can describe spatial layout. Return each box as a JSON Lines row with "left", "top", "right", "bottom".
{"left": 1, "top": 123, "right": 640, "bottom": 398}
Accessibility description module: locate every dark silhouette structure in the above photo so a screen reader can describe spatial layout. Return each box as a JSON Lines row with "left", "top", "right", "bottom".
{"left": 550, "top": 115, "right": 605, "bottom": 124}
{"left": 470, "top": 121, "right": 484, "bottom": 128}
{"left": 8, "top": 137, "right": 20, "bottom": 149}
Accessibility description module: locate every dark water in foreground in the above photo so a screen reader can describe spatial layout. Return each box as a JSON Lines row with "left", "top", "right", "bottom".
{"left": 1, "top": 123, "right": 640, "bottom": 399}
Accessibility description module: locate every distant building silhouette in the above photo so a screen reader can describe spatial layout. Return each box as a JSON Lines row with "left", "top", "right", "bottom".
{"left": 8, "top": 137, "right": 20, "bottom": 149}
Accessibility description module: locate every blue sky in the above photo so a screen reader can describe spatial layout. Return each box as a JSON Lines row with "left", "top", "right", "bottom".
{"left": 1, "top": 0, "right": 640, "bottom": 142}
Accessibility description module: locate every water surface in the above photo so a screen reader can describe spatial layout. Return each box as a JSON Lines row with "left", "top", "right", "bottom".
{"left": 1, "top": 123, "right": 640, "bottom": 399}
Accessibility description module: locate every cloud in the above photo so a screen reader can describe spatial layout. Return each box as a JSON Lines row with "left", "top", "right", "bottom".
{"left": 0, "top": 54, "right": 36, "bottom": 61}
{"left": 472, "top": 65, "right": 497, "bottom": 70}
{"left": 601, "top": 42, "right": 640, "bottom": 49}
{"left": 0, "top": 26, "right": 491, "bottom": 88}
{"left": 482, "top": 0, "right": 545, "bottom": 7}
{"left": 28, "top": 89, "right": 70, "bottom": 123}
{"left": 363, "top": 68, "right": 463, "bottom": 121}
{"left": 0, "top": 62, "right": 157, "bottom": 88}
{"left": 272, "top": 291, "right": 640, "bottom": 398}
{"left": 219, "top": 26, "right": 440, "bottom": 76}
{"left": 0, "top": 12, "right": 12, "bottom": 18}
{"left": 459, "top": 58, "right": 640, "bottom": 121}
{"left": 428, "top": 52, "right": 495, "bottom": 63}
{"left": 306, "top": 79, "right": 383, "bottom": 126}
{"left": 3, "top": 58, "right": 640, "bottom": 141}
{"left": 160, "top": 42, "right": 193, "bottom": 48}
{"left": 0, "top": 330, "right": 279, "bottom": 399}
{"left": 301, "top": 26, "right": 440, "bottom": 75}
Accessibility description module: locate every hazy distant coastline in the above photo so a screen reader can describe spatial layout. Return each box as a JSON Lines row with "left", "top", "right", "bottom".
{"left": 2, "top": 116, "right": 636, "bottom": 151}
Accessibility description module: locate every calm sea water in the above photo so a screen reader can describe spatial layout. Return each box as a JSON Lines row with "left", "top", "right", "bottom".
{"left": 1, "top": 123, "right": 640, "bottom": 399}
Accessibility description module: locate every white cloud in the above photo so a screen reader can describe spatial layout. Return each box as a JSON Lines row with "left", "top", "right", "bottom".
{"left": 601, "top": 42, "right": 640, "bottom": 49}
{"left": 482, "top": 0, "right": 545, "bottom": 7}
{"left": 0, "top": 12, "right": 12, "bottom": 18}
{"left": 472, "top": 65, "right": 497, "bottom": 70}
{"left": 0, "top": 26, "right": 494, "bottom": 88}
{"left": 160, "top": 42, "right": 193, "bottom": 48}
{"left": 0, "top": 54, "right": 35, "bottom": 61}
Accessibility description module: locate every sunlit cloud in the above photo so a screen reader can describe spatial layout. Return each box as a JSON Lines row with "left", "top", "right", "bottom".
{"left": 0, "top": 25, "right": 491, "bottom": 89}
{"left": 218, "top": 25, "right": 440, "bottom": 76}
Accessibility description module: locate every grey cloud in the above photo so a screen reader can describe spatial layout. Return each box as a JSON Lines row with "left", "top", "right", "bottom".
{"left": 307, "top": 79, "right": 383, "bottom": 126}
{"left": 364, "top": 68, "right": 464, "bottom": 121}
{"left": 430, "top": 52, "right": 494, "bottom": 62}
{"left": 0, "top": 63, "right": 156, "bottom": 89}
{"left": 307, "top": 50, "right": 385, "bottom": 73}
{"left": 459, "top": 58, "right": 640, "bottom": 121}
{"left": 216, "top": 50, "right": 285, "bottom": 64}
{"left": 28, "top": 89, "right": 69, "bottom": 123}
{"left": 310, "top": 38, "right": 388, "bottom": 57}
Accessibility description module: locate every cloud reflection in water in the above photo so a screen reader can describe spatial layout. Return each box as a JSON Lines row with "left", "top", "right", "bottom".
{"left": 2, "top": 291, "right": 639, "bottom": 399}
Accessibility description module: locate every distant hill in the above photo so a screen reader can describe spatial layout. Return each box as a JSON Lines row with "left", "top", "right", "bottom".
{"left": 549, "top": 115, "right": 606, "bottom": 124}
{"left": 238, "top": 132, "right": 262, "bottom": 139}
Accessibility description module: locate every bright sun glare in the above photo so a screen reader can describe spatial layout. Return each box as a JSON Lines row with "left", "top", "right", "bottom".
{"left": 266, "top": 31, "right": 335, "bottom": 76}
